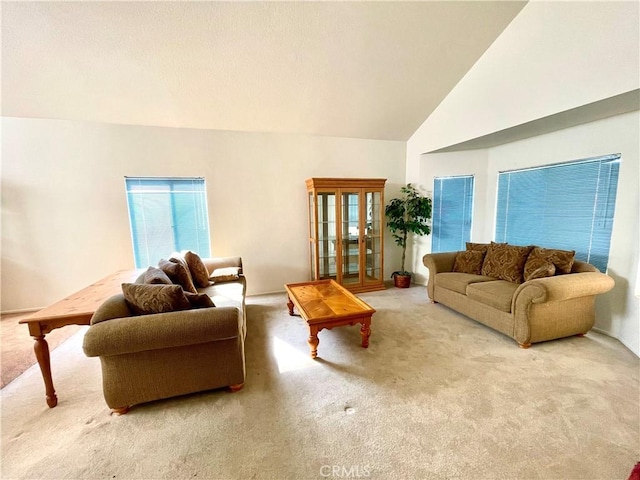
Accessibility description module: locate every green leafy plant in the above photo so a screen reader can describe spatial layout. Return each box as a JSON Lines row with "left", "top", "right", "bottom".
{"left": 385, "top": 183, "right": 432, "bottom": 277}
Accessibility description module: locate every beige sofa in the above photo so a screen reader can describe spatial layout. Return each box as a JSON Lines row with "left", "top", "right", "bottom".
{"left": 83, "top": 256, "right": 246, "bottom": 413}
{"left": 423, "top": 247, "right": 615, "bottom": 348}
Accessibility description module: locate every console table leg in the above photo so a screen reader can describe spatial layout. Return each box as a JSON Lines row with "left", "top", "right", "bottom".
{"left": 360, "top": 319, "right": 371, "bottom": 348}
{"left": 33, "top": 335, "right": 58, "bottom": 408}
{"left": 287, "top": 297, "right": 295, "bottom": 316}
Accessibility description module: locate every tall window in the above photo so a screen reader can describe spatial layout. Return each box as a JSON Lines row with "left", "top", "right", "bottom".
{"left": 432, "top": 175, "right": 474, "bottom": 253}
{"left": 495, "top": 154, "right": 620, "bottom": 272}
{"left": 125, "top": 177, "right": 211, "bottom": 268}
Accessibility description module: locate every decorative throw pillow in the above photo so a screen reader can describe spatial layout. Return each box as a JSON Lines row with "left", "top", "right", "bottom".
{"left": 481, "top": 242, "right": 534, "bottom": 284}
{"left": 452, "top": 250, "right": 485, "bottom": 275}
{"left": 524, "top": 247, "right": 576, "bottom": 279}
{"left": 184, "top": 292, "right": 216, "bottom": 309}
{"left": 210, "top": 266, "right": 240, "bottom": 283}
{"left": 466, "top": 242, "right": 491, "bottom": 255}
{"left": 182, "top": 250, "right": 210, "bottom": 288}
{"left": 121, "top": 283, "right": 191, "bottom": 315}
{"left": 169, "top": 252, "right": 189, "bottom": 271}
{"left": 524, "top": 262, "right": 556, "bottom": 281}
{"left": 158, "top": 259, "right": 198, "bottom": 294}
{"left": 141, "top": 266, "right": 173, "bottom": 285}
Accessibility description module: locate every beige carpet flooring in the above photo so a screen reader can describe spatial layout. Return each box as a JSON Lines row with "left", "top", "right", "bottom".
{"left": 1, "top": 285, "right": 638, "bottom": 479}
{"left": 1, "top": 312, "right": 83, "bottom": 388}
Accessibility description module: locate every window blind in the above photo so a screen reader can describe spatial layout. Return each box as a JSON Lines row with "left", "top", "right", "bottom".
{"left": 432, "top": 175, "right": 474, "bottom": 253}
{"left": 125, "top": 177, "right": 211, "bottom": 268}
{"left": 495, "top": 154, "right": 620, "bottom": 272}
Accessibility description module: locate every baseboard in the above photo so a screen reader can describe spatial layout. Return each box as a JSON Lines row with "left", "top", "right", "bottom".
{"left": 1, "top": 307, "right": 42, "bottom": 316}
{"left": 247, "top": 289, "right": 286, "bottom": 297}
{"left": 591, "top": 327, "right": 608, "bottom": 335}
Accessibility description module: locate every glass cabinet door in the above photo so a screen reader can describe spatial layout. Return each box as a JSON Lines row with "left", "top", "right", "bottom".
{"left": 341, "top": 191, "right": 361, "bottom": 286}
{"left": 364, "top": 191, "right": 382, "bottom": 283}
{"left": 317, "top": 192, "right": 337, "bottom": 280}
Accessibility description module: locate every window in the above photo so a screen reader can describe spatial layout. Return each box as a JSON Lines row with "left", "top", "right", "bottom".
{"left": 495, "top": 154, "right": 620, "bottom": 272}
{"left": 125, "top": 177, "right": 211, "bottom": 268}
{"left": 432, "top": 175, "right": 474, "bottom": 253}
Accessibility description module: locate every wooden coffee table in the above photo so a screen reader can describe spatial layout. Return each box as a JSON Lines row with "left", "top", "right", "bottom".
{"left": 284, "top": 279, "right": 376, "bottom": 358}
{"left": 19, "top": 269, "right": 141, "bottom": 407}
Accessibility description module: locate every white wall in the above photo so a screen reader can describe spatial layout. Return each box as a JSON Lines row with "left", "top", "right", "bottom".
{"left": 1, "top": 117, "right": 406, "bottom": 311}
{"left": 408, "top": 1, "right": 639, "bottom": 154}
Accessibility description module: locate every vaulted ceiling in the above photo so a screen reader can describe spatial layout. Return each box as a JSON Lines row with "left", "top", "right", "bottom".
{"left": 1, "top": 1, "right": 526, "bottom": 141}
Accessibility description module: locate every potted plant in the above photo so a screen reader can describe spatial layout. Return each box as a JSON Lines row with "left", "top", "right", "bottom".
{"left": 385, "top": 183, "right": 432, "bottom": 288}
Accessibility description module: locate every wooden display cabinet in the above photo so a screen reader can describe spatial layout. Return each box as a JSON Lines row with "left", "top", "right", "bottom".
{"left": 306, "top": 178, "right": 386, "bottom": 293}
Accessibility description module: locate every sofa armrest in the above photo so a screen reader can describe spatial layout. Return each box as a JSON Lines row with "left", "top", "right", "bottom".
{"left": 422, "top": 252, "right": 459, "bottom": 300}
{"left": 422, "top": 251, "right": 458, "bottom": 273}
{"left": 83, "top": 306, "right": 241, "bottom": 357}
{"left": 511, "top": 271, "right": 614, "bottom": 346}
{"left": 513, "top": 272, "right": 615, "bottom": 307}
{"left": 202, "top": 256, "right": 243, "bottom": 275}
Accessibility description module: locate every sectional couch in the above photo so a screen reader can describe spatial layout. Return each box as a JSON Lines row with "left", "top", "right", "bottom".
{"left": 423, "top": 242, "right": 615, "bottom": 348}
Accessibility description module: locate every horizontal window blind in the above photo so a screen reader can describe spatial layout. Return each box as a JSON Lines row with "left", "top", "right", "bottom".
{"left": 495, "top": 154, "right": 620, "bottom": 272}
{"left": 432, "top": 175, "right": 474, "bottom": 253}
{"left": 125, "top": 177, "right": 211, "bottom": 268}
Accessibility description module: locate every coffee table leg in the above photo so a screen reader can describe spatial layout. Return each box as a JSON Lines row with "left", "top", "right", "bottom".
{"left": 34, "top": 335, "right": 58, "bottom": 408}
{"left": 360, "top": 318, "right": 371, "bottom": 348}
{"left": 287, "top": 296, "right": 295, "bottom": 316}
{"left": 308, "top": 326, "right": 319, "bottom": 359}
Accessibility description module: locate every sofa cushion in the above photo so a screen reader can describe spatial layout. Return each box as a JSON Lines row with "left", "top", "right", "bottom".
{"left": 158, "top": 258, "right": 198, "bottom": 294}
{"left": 481, "top": 243, "right": 534, "bottom": 284}
{"left": 139, "top": 266, "right": 173, "bottom": 285}
{"left": 466, "top": 280, "right": 519, "bottom": 313}
{"left": 184, "top": 292, "right": 216, "bottom": 309}
{"left": 199, "top": 277, "right": 245, "bottom": 310}
{"left": 435, "top": 272, "right": 496, "bottom": 295}
{"left": 182, "top": 250, "right": 211, "bottom": 288}
{"left": 122, "top": 283, "right": 191, "bottom": 315}
{"left": 453, "top": 250, "right": 485, "bottom": 275}
{"left": 524, "top": 247, "right": 575, "bottom": 280}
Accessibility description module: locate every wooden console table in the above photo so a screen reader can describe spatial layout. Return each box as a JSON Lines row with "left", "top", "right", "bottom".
{"left": 20, "top": 269, "right": 141, "bottom": 408}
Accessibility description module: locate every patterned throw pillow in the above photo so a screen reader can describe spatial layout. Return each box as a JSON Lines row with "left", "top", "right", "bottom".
{"left": 141, "top": 266, "right": 173, "bottom": 285}
{"left": 481, "top": 242, "right": 534, "bottom": 284}
{"left": 466, "top": 242, "right": 491, "bottom": 254}
{"left": 169, "top": 252, "right": 189, "bottom": 272}
{"left": 524, "top": 247, "right": 576, "bottom": 279}
{"left": 158, "top": 259, "right": 198, "bottom": 294}
{"left": 452, "top": 250, "right": 485, "bottom": 275}
{"left": 122, "top": 283, "right": 191, "bottom": 315}
{"left": 525, "top": 262, "right": 556, "bottom": 281}
{"left": 182, "top": 250, "right": 211, "bottom": 288}
{"left": 184, "top": 292, "right": 216, "bottom": 309}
